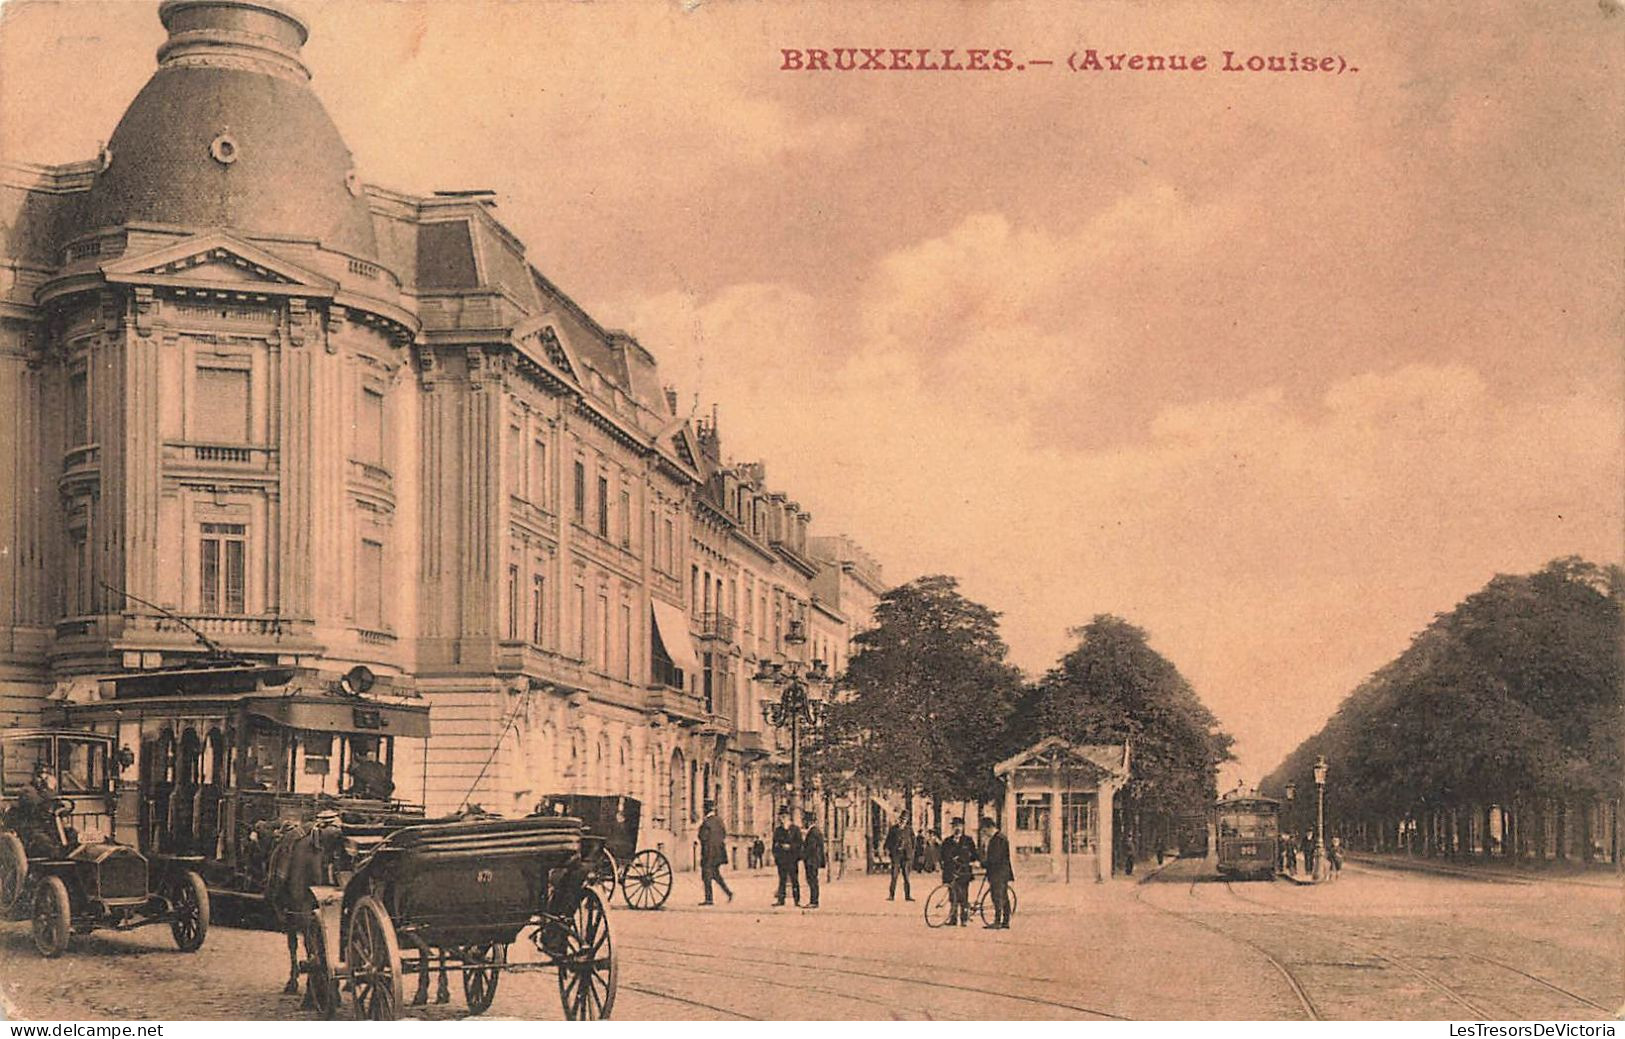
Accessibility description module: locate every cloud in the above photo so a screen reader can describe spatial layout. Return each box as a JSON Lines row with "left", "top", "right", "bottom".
{"left": 619, "top": 212, "right": 1622, "bottom": 781}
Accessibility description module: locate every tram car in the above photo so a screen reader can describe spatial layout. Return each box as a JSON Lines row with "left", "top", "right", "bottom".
{"left": 1214, "top": 794, "right": 1281, "bottom": 879}
{"left": 41, "top": 660, "right": 430, "bottom": 899}
{"left": 1175, "top": 811, "right": 1211, "bottom": 858}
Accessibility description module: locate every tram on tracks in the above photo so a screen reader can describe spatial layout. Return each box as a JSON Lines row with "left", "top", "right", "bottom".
{"left": 1214, "top": 793, "right": 1281, "bottom": 879}
{"left": 41, "top": 659, "right": 431, "bottom": 899}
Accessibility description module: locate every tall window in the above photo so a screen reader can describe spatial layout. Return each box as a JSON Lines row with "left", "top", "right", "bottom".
{"left": 69, "top": 530, "right": 89, "bottom": 615}
{"left": 596, "top": 476, "right": 609, "bottom": 537}
{"left": 1016, "top": 793, "right": 1053, "bottom": 853}
{"left": 200, "top": 523, "right": 247, "bottom": 615}
{"left": 572, "top": 461, "right": 586, "bottom": 524}
{"left": 1062, "top": 793, "right": 1094, "bottom": 853}
{"left": 691, "top": 565, "right": 700, "bottom": 612}
{"left": 531, "top": 574, "right": 546, "bottom": 644}
{"left": 596, "top": 594, "right": 610, "bottom": 671}
{"left": 195, "top": 367, "right": 250, "bottom": 443}
{"left": 506, "top": 564, "right": 520, "bottom": 640}
{"left": 620, "top": 603, "right": 632, "bottom": 680}
{"left": 663, "top": 518, "right": 675, "bottom": 572}
{"left": 505, "top": 424, "right": 522, "bottom": 491}
{"left": 574, "top": 584, "right": 586, "bottom": 659}
{"left": 618, "top": 490, "right": 631, "bottom": 547}
{"left": 530, "top": 438, "right": 548, "bottom": 505}
{"left": 67, "top": 369, "right": 90, "bottom": 446}
{"left": 357, "top": 387, "right": 385, "bottom": 465}
{"left": 702, "top": 652, "right": 714, "bottom": 714}
{"left": 358, "top": 539, "right": 384, "bottom": 629}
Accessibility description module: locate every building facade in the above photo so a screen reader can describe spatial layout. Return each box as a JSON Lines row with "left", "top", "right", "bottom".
{"left": 0, "top": 0, "right": 885, "bottom": 869}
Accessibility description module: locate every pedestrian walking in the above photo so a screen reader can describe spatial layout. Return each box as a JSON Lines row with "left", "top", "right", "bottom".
{"left": 1328, "top": 836, "right": 1344, "bottom": 880}
{"left": 981, "top": 816, "right": 1014, "bottom": 929}
{"left": 698, "top": 801, "right": 733, "bottom": 905}
{"left": 885, "top": 814, "right": 915, "bottom": 901}
{"left": 1302, "top": 830, "right": 1317, "bottom": 877}
{"left": 939, "top": 817, "right": 977, "bottom": 927}
{"left": 772, "top": 807, "right": 802, "bottom": 906}
{"left": 752, "top": 836, "right": 766, "bottom": 869}
{"left": 801, "top": 811, "right": 825, "bottom": 908}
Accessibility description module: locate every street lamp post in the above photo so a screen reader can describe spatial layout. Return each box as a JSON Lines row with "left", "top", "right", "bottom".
{"left": 1312, "top": 755, "right": 1328, "bottom": 881}
{"left": 1284, "top": 782, "right": 1296, "bottom": 873}
{"left": 755, "top": 619, "right": 831, "bottom": 814}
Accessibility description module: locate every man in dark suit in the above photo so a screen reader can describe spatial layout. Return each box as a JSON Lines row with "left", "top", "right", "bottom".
{"left": 939, "top": 816, "right": 978, "bottom": 926}
{"left": 698, "top": 801, "right": 732, "bottom": 905}
{"left": 885, "top": 814, "right": 914, "bottom": 901}
{"left": 771, "top": 807, "right": 802, "bottom": 906}
{"left": 800, "top": 810, "right": 825, "bottom": 908}
{"left": 981, "top": 816, "right": 1014, "bottom": 928}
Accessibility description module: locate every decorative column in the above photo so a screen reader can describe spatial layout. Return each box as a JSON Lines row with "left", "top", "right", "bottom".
{"left": 1096, "top": 782, "right": 1115, "bottom": 883}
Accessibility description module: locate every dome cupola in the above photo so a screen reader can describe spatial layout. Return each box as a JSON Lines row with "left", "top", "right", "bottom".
{"left": 81, "top": 0, "right": 378, "bottom": 260}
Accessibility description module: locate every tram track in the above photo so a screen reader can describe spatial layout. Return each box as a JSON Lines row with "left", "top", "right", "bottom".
{"left": 1129, "top": 870, "right": 1322, "bottom": 1021}
{"left": 618, "top": 981, "right": 759, "bottom": 1019}
{"left": 1219, "top": 881, "right": 1492, "bottom": 1018}
{"left": 620, "top": 937, "right": 1130, "bottom": 1019}
{"left": 1217, "top": 879, "right": 1613, "bottom": 1018}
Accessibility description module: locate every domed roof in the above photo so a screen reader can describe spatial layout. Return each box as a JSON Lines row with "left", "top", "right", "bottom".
{"left": 82, "top": 0, "right": 377, "bottom": 260}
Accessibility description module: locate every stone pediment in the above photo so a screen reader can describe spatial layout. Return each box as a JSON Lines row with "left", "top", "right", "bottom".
{"left": 102, "top": 232, "right": 337, "bottom": 296}
{"left": 995, "top": 737, "right": 1131, "bottom": 782}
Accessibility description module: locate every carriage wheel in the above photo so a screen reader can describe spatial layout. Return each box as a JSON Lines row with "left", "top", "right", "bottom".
{"left": 588, "top": 848, "right": 619, "bottom": 904}
{"left": 346, "top": 896, "right": 404, "bottom": 1021}
{"left": 922, "top": 885, "right": 951, "bottom": 928}
{"left": 556, "top": 889, "right": 617, "bottom": 1020}
{"left": 462, "top": 942, "right": 504, "bottom": 1016}
{"left": 0, "top": 833, "right": 26, "bottom": 918}
{"left": 169, "top": 870, "right": 209, "bottom": 952}
{"left": 31, "top": 875, "right": 70, "bottom": 958}
{"left": 305, "top": 914, "right": 340, "bottom": 1020}
{"left": 619, "top": 849, "right": 672, "bottom": 911}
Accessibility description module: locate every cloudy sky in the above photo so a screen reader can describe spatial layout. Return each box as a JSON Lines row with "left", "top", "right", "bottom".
{"left": 3, "top": 0, "right": 1619, "bottom": 783}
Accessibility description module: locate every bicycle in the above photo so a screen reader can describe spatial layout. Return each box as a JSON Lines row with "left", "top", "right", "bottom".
{"left": 923, "top": 871, "right": 1017, "bottom": 927}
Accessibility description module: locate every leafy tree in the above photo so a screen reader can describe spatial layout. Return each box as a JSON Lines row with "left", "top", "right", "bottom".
{"left": 1029, "top": 615, "right": 1234, "bottom": 817}
{"left": 810, "top": 575, "right": 1024, "bottom": 804}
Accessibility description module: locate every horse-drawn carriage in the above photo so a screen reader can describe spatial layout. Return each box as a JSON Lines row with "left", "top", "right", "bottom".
{"left": 294, "top": 814, "right": 617, "bottom": 1020}
{"left": 1, "top": 729, "right": 210, "bottom": 958}
{"left": 540, "top": 794, "right": 673, "bottom": 911}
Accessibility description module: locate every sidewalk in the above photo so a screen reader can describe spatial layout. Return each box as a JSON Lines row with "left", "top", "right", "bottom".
{"left": 1349, "top": 851, "right": 1622, "bottom": 889}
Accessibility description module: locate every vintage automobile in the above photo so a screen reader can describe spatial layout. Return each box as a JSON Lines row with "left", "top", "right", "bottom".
{"left": 0, "top": 729, "right": 209, "bottom": 957}
{"left": 45, "top": 661, "right": 430, "bottom": 900}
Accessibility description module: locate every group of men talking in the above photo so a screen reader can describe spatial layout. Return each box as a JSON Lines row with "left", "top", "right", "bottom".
{"left": 887, "top": 811, "right": 1014, "bottom": 928}
{"left": 696, "top": 802, "right": 828, "bottom": 908}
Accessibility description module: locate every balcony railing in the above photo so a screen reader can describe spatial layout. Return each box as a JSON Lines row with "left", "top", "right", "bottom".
{"left": 146, "top": 614, "right": 289, "bottom": 638}
{"left": 697, "top": 611, "right": 735, "bottom": 643}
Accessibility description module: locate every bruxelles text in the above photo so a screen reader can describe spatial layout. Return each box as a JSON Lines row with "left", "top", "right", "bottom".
{"left": 778, "top": 48, "right": 1355, "bottom": 75}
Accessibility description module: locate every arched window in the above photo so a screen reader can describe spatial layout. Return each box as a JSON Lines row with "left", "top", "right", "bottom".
{"left": 668, "top": 749, "right": 686, "bottom": 835}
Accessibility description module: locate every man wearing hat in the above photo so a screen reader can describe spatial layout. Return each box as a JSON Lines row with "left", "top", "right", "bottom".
{"left": 981, "top": 816, "right": 1014, "bottom": 928}
{"left": 771, "top": 806, "right": 802, "bottom": 907}
{"left": 800, "top": 810, "right": 825, "bottom": 909}
{"left": 698, "top": 800, "right": 732, "bottom": 904}
{"left": 13, "top": 761, "right": 71, "bottom": 858}
{"left": 884, "top": 812, "right": 915, "bottom": 901}
{"left": 346, "top": 741, "right": 394, "bottom": 800}
{"left": 939, "top": 816, "right": 979, "bottom": 927}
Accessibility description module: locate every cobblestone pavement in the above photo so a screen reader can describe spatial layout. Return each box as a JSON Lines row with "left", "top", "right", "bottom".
{"left": 2, "top": 863, "right": 1619, "bottom": 1021}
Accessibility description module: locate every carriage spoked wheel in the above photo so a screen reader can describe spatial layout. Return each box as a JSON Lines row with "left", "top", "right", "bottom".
{"left": 31, "top": 875, "right": 71, "bottom": 958}
{"left": 556, "top": 889, "right": 617, "bottom": 1020}
{"left": 0, "top": 833, "right": 26, "bottom": 918}
{"left": 619, "top": 849, "right": 672, "bottom": 911}
{"left": 462, "top": 941, "right": 505, "bottom": 1015}
{"left": 587, "top": 848, "right": 619, "bottom": 905}
{"left": 168, "top": 870, "right": 210, "bottom": 952}
{"left": 305, "top": 915, "right": 340, "bottom": 1020}
{"left": 921, "top": 885, "right": 952, "bottom": 928}
{"left": 346, "top": 896, "right": 405, "bottom": 1021}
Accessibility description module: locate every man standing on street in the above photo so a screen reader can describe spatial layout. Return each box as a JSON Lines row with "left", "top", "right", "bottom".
{"left": 772, "top": 807, "right": 802, "bottom": 906}
{"left": 885, "top": 813, "right": 915, "bottom": 901}
{"left": 801, "top": 810, "right": 825, "bottom": 908}
{"left": 940, "top": 817, "right": 978, "bottom": 926}
{"left": 698, "top": 801, "right": 732, "bottom": 905}
{"left": 981, "top": 816, "right": 1013, "bottom": 929}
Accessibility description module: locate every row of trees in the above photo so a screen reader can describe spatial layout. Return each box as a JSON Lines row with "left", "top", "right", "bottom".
{"left": 1261, "top": 557, "right": 1622, "bottom": 863}
{"left": 809, "top": 575, "right": 1234, "bottom": 833}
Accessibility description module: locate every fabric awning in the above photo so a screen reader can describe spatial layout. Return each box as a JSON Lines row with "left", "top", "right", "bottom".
{"left": 650, "top": 600, "right": 703, "bottom": 676}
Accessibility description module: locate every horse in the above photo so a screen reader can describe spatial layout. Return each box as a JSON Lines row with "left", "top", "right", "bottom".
{"left": 262, "top": 819, "right": 345, "bottom": 1008}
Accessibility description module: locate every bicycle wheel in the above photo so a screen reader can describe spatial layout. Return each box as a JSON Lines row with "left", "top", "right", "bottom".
{"left": 922, "top": 885, "right": 952, "bottom": 928}
{"left": 977, "top": 880, "right": 1016, "bottom": 925}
